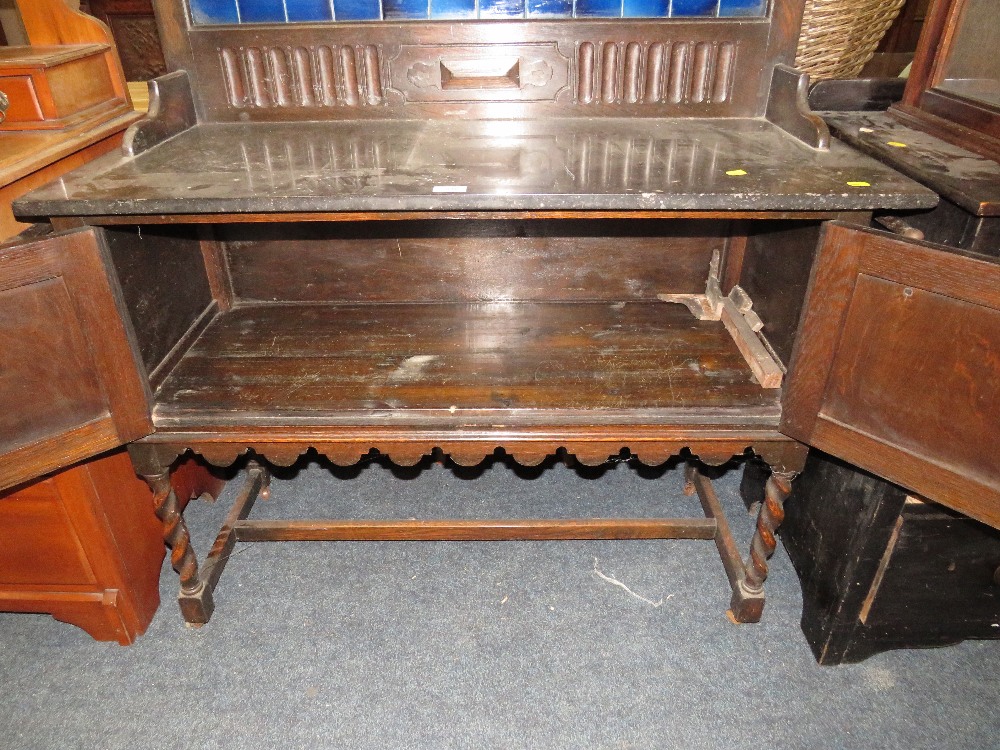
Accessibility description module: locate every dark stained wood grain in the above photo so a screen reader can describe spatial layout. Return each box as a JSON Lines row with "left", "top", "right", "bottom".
{"left": 782, "top": 222, "right": 1000, "bottom": 529}
{"left": 153, "top": 302, "right": 780, "bottom": 424}
{"left": 221, "top": 220, "right": 723, "bottom": 304}
{"left": 735, "top": 220, "right": 825, "bottom": 366}
{"left": 0, "top": 228, "right": 152, "bottom": 492}
{"left": 103, "top": 224, "right": 213, "bottom": 379}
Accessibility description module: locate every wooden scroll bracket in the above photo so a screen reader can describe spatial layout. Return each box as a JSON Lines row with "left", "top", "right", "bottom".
{"left": 122, "top": 70, "right": 196, "bottom": 157}
{"left": 658, "top": 250, "right": 784, "bottom": 389}
{"left": 765, "top": 64, "right": 831, "bottom": 150}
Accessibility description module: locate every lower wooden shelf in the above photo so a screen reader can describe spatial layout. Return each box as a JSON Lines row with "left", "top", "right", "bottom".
{"left": 152, "top": 301, "right": 781, "bottom": 429}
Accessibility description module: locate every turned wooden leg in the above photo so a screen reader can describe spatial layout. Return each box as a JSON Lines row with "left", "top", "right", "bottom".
{"left": 129, "top": 445, "right": 214, "bottom": 625}
{"left": 146, "top": 470, "right": 214, "bottom": 624}
{"left": 729, "top": 470, "right": 795, "bottom": 623}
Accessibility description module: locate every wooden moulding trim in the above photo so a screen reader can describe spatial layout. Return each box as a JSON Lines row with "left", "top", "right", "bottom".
{"left": 147, "top": 300, "right": 219, "bottom": 390}
{"left": 184, "top": 18, "right": 772, "bottom": 122}
{"left": 0, "top": 589, "right": 133, "bottom": 644}
{"left": 0, "top": 416, "right": 121, "bottom": 494}
{"left": 811, "top": 418, "right": 1000, "bottom": 531}
{"left": 890, "top": 102, "right": 1000, "bottom": 168}
{"left": 0, "top": 589, "right": 108, "bottom": 604}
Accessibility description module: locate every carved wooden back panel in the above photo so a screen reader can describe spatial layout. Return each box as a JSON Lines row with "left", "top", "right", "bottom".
{"left": 151, "top": 0, "right": 805, "bottom": 122}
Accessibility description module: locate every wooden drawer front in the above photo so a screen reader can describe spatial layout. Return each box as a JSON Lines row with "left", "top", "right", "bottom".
{"left": 0, "top": 75, "right": 44, "bottom": 123}
{"left": 0, "top": 480, "right": 97, "bottom": 587}
{"left": 46, "top": 54, "right": 117, "bottom": 120}
{"left": 862, "top": 501, "right": 1000, "bottom": 637}
{"left": 0, "top": 47, "right": 120, "bottom": 131}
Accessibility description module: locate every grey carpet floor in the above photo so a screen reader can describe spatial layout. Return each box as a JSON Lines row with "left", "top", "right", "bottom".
{"left": 1, "top": 457, "right": 997, "bottom": 750}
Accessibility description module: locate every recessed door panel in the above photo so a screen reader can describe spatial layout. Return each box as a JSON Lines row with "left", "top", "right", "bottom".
{"left": 782, "top": 222, "right": 1000, "bottom": 529}
{"left": 0, "top": 228, "right": 153, "bottom": 491}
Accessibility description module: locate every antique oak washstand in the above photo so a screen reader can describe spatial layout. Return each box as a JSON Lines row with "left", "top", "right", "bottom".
{"left": 12, "top": 0, "right": 977, "bottom": 630}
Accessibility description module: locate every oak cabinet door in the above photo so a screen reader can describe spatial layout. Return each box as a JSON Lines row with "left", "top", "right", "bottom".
{"left": 0, "top": 228, "right": 152, "bottom": 491}
{"left": 781, "top": 222, "right": 1000, "bottom": 529}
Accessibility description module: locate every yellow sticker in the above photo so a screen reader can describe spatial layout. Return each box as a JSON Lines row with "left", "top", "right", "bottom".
{"left": 846, "top": 181, "right": 871, "bottom": 187}
{"left": 886, "top": 141, "right": 908, "bottom": 148}
{"left": 726, "top": 169, "right": 747, "bottom": 176}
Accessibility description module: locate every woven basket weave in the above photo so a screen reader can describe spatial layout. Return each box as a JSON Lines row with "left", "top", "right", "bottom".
{"left": 795, "top": 0, "right": 908, "bottom": 80}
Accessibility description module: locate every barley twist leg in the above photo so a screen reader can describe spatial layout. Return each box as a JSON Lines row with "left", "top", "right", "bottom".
{"left": 145, "top": 470, "right": 214, "bottom": 625}
{"left": 729, "top": 469, "right": 795, "bottom": 622}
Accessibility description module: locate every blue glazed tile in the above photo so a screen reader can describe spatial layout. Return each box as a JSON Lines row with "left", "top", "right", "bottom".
{"left": 335, "top": 0, "right": 383, "bottom": 18}
{"left": 623, "top": 0, "right": 667, "bottom": 16}
{"left": 237, "top": 0, "right": 286, "bottom": 22}
{"left": 718, "top": 0, "right": 764, "bottom": 16}
{"left": 382, "top": 0, "right": 426, "bottom": 18}
{"left": 669, "top": 0, "right": 717, "bottom": 16}
{"left": 479, "top": 0, "right": 526, "bottom": 17}
{"left": 286, "top": 0, "right": 334, "bottom": 19}
{"left": 526, "top": 0, "right": 572, "bottom": 15}
{"left": 574, "top": 0, "right": 621, "bottom": 17}
{"left": 190, "top": 0, "right": 240, "bottom": 23}
{"left": 431, "top": 0, "right": 475, "bottom": 18}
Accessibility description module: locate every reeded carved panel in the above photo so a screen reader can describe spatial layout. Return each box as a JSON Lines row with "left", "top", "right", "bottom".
{"left": 189, "top": 21, "right": 770, "bottom": 120}
{"left": 577, "top": 40, "right": 738, "bottom": 106}
{"left": 219, "top": 44, "right": 385, "bottom": 109}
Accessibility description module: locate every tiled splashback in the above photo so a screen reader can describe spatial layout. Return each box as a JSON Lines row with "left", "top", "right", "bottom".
{"left": 191, "top": 0, "right": 766, "bottom": 23}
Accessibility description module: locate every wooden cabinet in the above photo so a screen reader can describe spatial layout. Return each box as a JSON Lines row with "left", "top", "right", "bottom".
{"left": 4, "top": 0, "right": 996, "bottom": 637}
{"left": 0, "top": 0, "right": 225, "bottom": 644}
{"left": 0, "top": 450, "right": 164, "bottom": 644}
{"left": 768, "top": 451, "right": 1000, "bottom": 665}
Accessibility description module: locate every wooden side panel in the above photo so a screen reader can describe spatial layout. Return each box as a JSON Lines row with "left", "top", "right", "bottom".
{"left": 0, "top": 477, "right": 99, "bottom": 586}
{"left": 103, "top": 225, "right": 214, "bottom": 377}
{"left": 737, "top": 221, "right": 823, "bottom": 366}
{"left": 82, "top": 449, "right": 166, "bottom": 628}
{"left": 0, "top": 228, "right": 153, "bottom": 492}
{"left": 782, "top": 222, "right": 1000, "bottom": 529}
{"left": 221, "top": 220, "right": 724, "bottom": 304}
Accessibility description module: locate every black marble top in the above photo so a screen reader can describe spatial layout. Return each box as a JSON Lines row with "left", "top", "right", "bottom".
{"left": 822, "top": 112, "right": 1000, "bottom": 217}
{"left": 15, "top": 118, "right": 937, "bottom": 217}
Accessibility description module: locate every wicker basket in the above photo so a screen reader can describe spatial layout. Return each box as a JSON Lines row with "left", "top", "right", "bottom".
{"left": 795, "top": 0, "right": 908, "bottom": 80}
